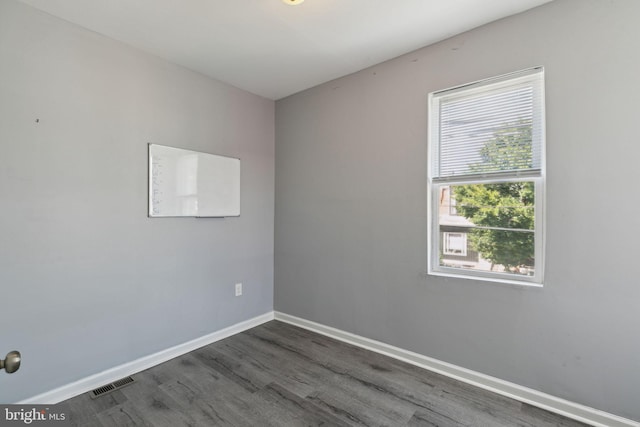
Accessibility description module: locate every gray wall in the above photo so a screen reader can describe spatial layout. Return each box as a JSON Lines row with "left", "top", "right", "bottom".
{"left": 0, "top": 0, "right": 274, "bottom": 402}
{"left": 275, "top": 0, "right": 640, "bottom": 421}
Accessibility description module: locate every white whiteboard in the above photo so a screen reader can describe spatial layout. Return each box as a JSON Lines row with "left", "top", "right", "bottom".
{"left": 149, "top": 144, "right": 240, "bottom": 217}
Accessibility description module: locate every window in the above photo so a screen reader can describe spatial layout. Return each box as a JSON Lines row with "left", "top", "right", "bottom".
{"left": 443, "top": 232, "right": 467, "bottom": 256}
{"left": 428, "top": 68, "right": 545, "bottom": 285}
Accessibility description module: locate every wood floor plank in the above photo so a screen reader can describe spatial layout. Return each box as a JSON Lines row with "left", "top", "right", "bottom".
{"left": 64, "top": 321, "right": 590, "bottom": 427}
{"left": 162, "top": 378, "right": 280, "bottom": 427}
{"left": 117, "top": 385, "right": 200, "bottom": 427}
{"left": 519, "top": 403, "right": 592, "bottom": 427}
{"left": 255, "top": 382, "right": 353, "bottom": 426}
{"left": 224, "top": 329, "right": 339, "bottom": 387}
{"left": 66, "top": 390, "right": 126, "bottom": 426}
{"left": 192, "top": 346, "right": 273, "bottom": 393}
{"left": 69, "top": 413, "right": 105, "bottom": 427}
{"left": 408, "top": 407, "right": 468, "bottom": 427}
{"left": 96, "top": 401, "right": 156, "bottom": 427}
{"left": 207, "top": 336, "right": 320, "bottom": 398}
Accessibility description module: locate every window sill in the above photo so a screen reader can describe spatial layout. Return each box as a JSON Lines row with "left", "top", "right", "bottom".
{"left": 428, "top": 268, "right": 544, "bottom": 288}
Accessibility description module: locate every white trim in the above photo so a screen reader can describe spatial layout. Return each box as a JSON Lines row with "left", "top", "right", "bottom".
{"left": 274, "top": 311, "right": 640, "bottom": 427}
{"left": 18, "top": 311, "right": 275, "bottom": 405}
{"left": 432, "top": 66, "right": 544, "bottom": 97}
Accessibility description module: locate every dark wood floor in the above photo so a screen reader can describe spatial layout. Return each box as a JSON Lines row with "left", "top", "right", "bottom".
{"left": 64, "top": 320, "right": 589, "bottom": 426}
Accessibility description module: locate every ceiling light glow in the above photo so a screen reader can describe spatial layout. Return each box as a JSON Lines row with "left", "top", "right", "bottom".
{"left": 282, "top": 0, "right": 304, "bottom": 5}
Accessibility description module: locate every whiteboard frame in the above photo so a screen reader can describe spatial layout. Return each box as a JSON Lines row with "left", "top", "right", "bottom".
{"left": 148, "top": 143, "right": 241, "bottom": 218}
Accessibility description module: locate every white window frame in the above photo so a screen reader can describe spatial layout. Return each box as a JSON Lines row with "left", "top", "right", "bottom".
{"left": 442, "top": 232, "right": 468, "bottom": 256}
{"left": 427, "top": 68, "right": 545, "bottom": 286}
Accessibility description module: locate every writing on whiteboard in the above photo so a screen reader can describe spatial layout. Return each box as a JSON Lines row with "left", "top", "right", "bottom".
{"left": 148, "top": 144, "right": 240, "bottom": 217}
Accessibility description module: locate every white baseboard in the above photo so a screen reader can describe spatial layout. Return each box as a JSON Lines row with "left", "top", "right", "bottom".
{"left": 18, "top": 311, "right": 275, "bottom": 405}
{"left": 275, "top": 311, "right": 639, "bottom": 427}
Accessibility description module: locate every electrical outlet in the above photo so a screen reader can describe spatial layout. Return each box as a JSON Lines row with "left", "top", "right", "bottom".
{"left": 235, "top": 283, "right": 242, "bottom": 297}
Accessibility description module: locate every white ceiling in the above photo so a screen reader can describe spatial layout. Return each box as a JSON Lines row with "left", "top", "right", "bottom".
{"left": 18, "top": 0, "right": 553, "bottom": 100}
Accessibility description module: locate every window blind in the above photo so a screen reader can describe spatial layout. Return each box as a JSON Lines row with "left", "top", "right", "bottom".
{"left": 432, "top": 69, "right": 544, "bottom": 181}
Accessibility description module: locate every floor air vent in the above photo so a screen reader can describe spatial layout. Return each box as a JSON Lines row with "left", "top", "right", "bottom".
{"left": 90, "top": 376, "right": 135, "bottom": 399}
